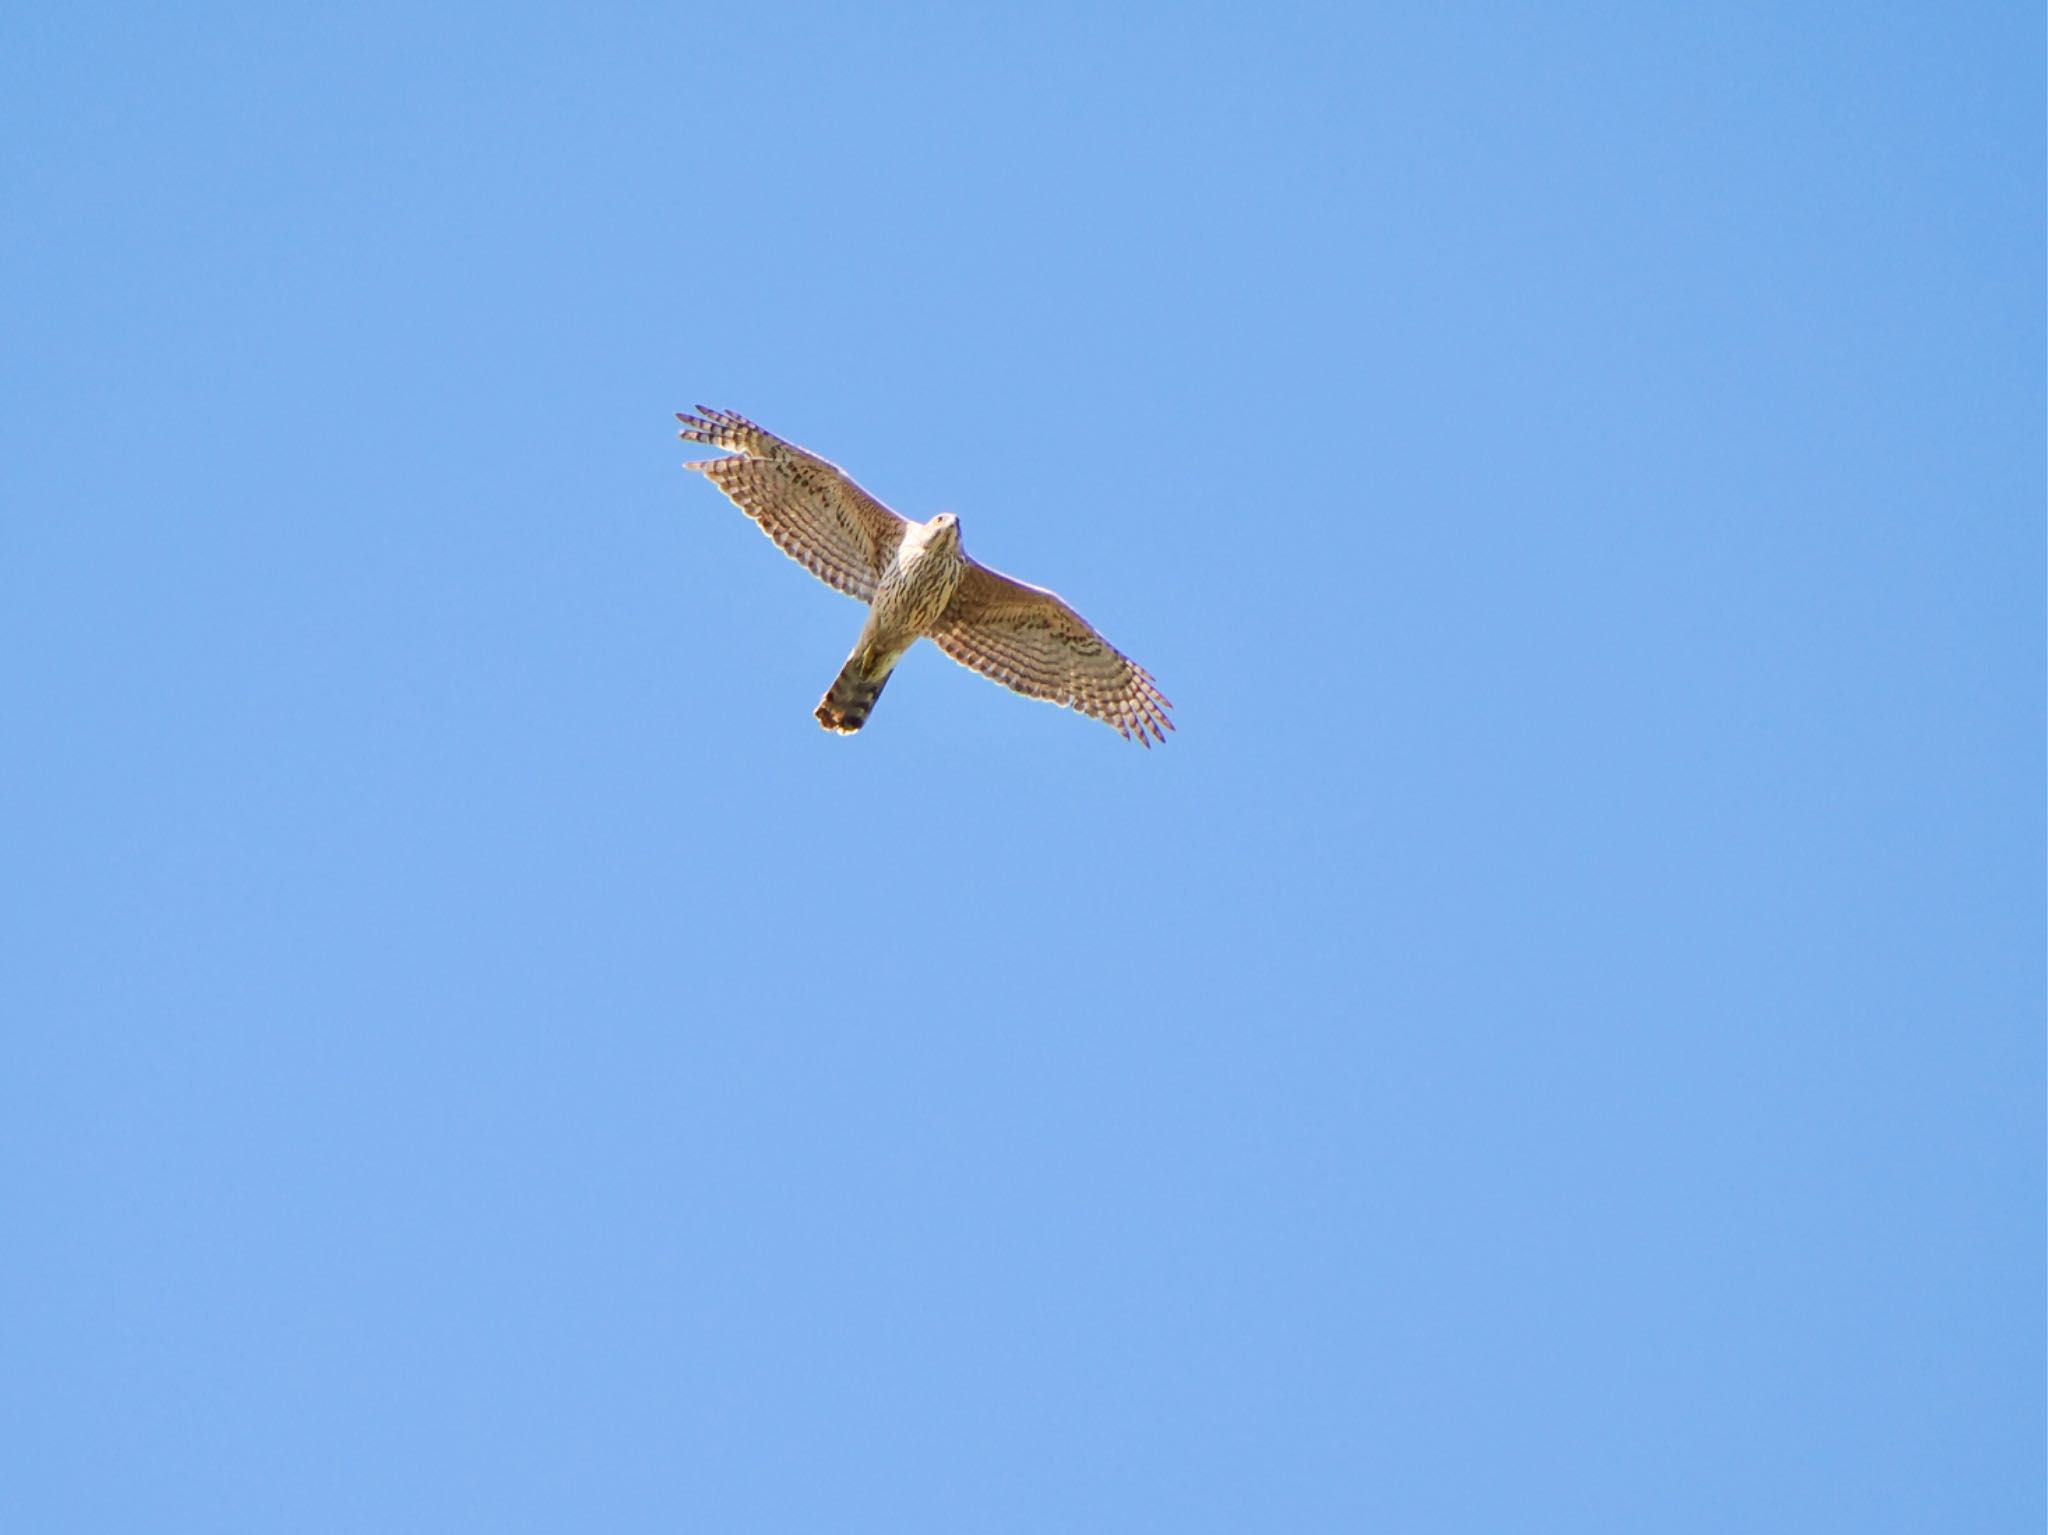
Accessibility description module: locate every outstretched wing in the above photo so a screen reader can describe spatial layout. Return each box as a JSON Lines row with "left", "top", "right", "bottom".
{"left": 677, "top": 407, "right": 910, "bottom": 602}
{"left": 929, "top": 561, "right": 1173, "bottom": 745}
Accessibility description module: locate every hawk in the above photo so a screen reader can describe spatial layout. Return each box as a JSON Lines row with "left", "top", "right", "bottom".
{"left": 676, "top": 407, "right": 1173, "bottom": 745}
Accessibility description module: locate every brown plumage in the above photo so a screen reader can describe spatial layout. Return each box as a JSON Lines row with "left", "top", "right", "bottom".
{"left": 677, "top": 407, "right": 1172, "bottom": 744}
{"left": 814, "top": 653, "right": 892, "bottom": 733}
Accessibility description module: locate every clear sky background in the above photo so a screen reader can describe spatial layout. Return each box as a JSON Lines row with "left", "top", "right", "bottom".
{"left": 3, "top": 3, "right": 2041, "bottom": 1531}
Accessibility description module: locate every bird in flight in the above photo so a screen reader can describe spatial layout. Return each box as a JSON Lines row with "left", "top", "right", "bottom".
{"left": 676, "top": 407, "right": 1172, "bottom": 745}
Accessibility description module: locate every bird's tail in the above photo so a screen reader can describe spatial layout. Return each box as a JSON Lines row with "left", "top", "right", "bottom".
{"left": 816, "top": 650, "right": 897, "bottom": 734}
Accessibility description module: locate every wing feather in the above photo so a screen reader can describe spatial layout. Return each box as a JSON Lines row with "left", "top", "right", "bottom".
{"left": 930, "top": 561, "right": 1173, "bottom": 745}
{"left": 677, "top": 407, "right": 909, "bottom": 601}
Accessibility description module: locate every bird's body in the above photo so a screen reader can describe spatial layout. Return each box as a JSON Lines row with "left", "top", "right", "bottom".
{"left": 818, "top": 513, "right": 967, "bottom": 732}
{"left": 676, "top": 407, "right": 1172, "bottom": 744}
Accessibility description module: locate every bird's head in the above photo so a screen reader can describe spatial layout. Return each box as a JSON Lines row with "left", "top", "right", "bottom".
{"left": 929, "top": 512, "right": 962, "bottom": 549}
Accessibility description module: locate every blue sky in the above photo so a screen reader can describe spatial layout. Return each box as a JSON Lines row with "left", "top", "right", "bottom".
{"left": 3, "top": 2, "right": 2040, "bottom": 1530}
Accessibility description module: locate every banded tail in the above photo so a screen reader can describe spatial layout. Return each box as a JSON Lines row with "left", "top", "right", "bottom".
{"left": 816, "top": 651, "right": 897, "bottom": 734}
